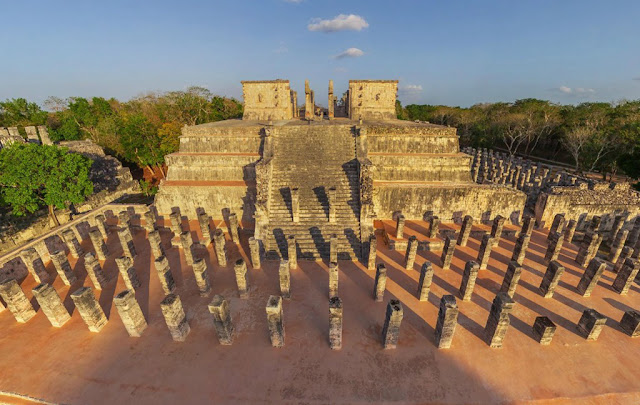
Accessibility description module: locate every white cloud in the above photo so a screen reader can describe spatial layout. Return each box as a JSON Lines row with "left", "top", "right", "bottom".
{"left": 399, "top": 84, "right": 423, "bottom": 94}
{"left": 556, "top": 86, "right": 596, "bottom": 96}
{"left": 333, "top": 47, "right": 364, "bottom": 59}
{"left": 308, "top": 14, "right": 369, "bottom": 32}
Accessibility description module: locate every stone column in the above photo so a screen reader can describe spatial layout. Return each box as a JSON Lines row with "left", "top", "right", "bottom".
{"left": 213, "top": 229, "right": 227, "bottom": 266}
{"left": 330, "top": 234, "right": 338, "bottom": 263}
{"left": 32, "top": 283, "right": 70, "bottom": 327}
{"left": 289, "top": 187, "right": 300, "bottom": 223}
{"left": 612, "top": 258, "right": 640, "bottom": 295}
{"left": 405, "top": 236, "right": 418, "bottom": 270}
{"left": 328, "top": 80, "right": 335, "bottom": 119}
{"left": 228, "top": 212, "right": 240, "bottom": 244}
{"left": 249, "top": 237, "right": 261, "bottom": 269}
{"left": 484, "top": 292, "right": 515, "bottom": 348}
{"left": 614, "top": 246, "right": 634, "bottom": 273}
{"left": 434, "top": 295, "right": 459, "bottom": 349}
{"left": 115, "top": 256, "right": 141, "bottom": 291}
{"left": 88, "top": 227, "right": 109, "bottom": 261}
{"left": 19, "top": 248, "right": 48, "bottom": 283}
{"left": 95, "top": 214, "right": 108, "bottom": 239}
{"left": 548, "top": 214, "right": 566, "bottom": 239}
{"left": 576, "top": 231, "right": 602, "bottom": 267}
{"left": 609, "top": 229, "right": 629, "bottom": 263}
{"left": 459, "top": 261, "right": 480, "bottom": 301}
{"left": 329, "top": 296, "right": 343, "bottom": 350}
{"left": 519, "top": 215, "right": 535, "bottom": 237}
{"left": 71, "top": 287, "right": 107, "bottom": 332}
{"left": 84, "top": 252, "right": 108, "bottom": 290}
{"left": 626, "top": 217, "right": 640, "bottom": 248}
{"left": 142, "top": 209, "right": 157, "bottom": 233}
{"left": 51, "top": 250, "right": 77, "bottom": 285}
{"left": 544, "top": 231, "right": 564, "bottom": 263}
{"left": 500, "top": 261, "right": 522, "bottom": 298}
{"left": 417, "top": 262, "right": 434, "bottom": 301}
{"left": 577, "top": 309, "right": 606, "bottom": 340}
{"left": 114, "top": 289, "right": 147, "bottom": 337}
{"left": 428, "top": 216, "right": 440, "bottom": 238}
{"left": 620, "top": 310, "right": 640, "bottom": 337}
{"left": 328, "top": 187, "right": 337, "bottom": 223}
{"left": 208, "top": 295, "right": 234, "bottom": 345}
{"left": 117, "top": 227, "right": 137, "bottom": 259}
{"left": 576, "top": 258, "right": 607, "bottom": 297}
{"left": 382, "top": 299, "right": 403, "bottom": 349}
{"left": 118, "top": 210, "right": 131, "bottom": 229}
{"left": 367, "top": 234, "right": 377, "bottom": 271}
{"left": 266, "top": 295, "right": 285, "bottom": 347}
{"left": 287, "top": 235, "right": 297, "bottom": 269}
{"left": 61, "top": 229, "right": 84, "bottom": 259}
{"left": 563, "top": 219, "right": 577, "bottom": 243}
{"left": 197, "top": 211, "right": 212, "bottom": 246}
{"left": 0, "top": 279, "right": 36, "bottom": 323}
{"left": 396, "top": 214, "right": 405, "bottom": 239}
{"left": 457, "top": 215, "right": 473, "bottom": 246}
{"left": 374, "top": 263, "right": 387, "bottom": 302}
{"left": 234, "top": 259, "right": 249, "bottom": 299}
{"left": 160, "top": 294, "right": 190, "bottom": 342}
{"left": 477, "top": 234, "right": 494, "bottom": 270}
{"left": 279, "top": 259, "right": 291, "bottom": 299}
{"left": 154, "top": 255, "right": 176, "bottom": 295}
{"left": 511, "top": 233, "right": 530, "bottom": 266}
{"left": 328, "top": 261, "right": 339, "bottom": 299}
{"left": 490, "top": 215, "right": 506, "bottom": 245}
{"left": 180, "top": 231, "right": 196, "bottom": 266}
{"left": 192, "top": 258, "right": 211, "bottom": 297}
{"left": 532, "top": 316, "right": 556, "bottom": 345}
{"left": 440, "top": 236, "right": 456, "bottom": 270}
{"left": 539, "top": 260, "right": 565, "bottom": 298}
{"left": 148, "top": 230, "right": 165, "bottom": 259}
{"left": 169, "top": 211, "right": 182, "bottom": 248}
{"left": 588, "top": 215, "right": 601, "bottom": 233}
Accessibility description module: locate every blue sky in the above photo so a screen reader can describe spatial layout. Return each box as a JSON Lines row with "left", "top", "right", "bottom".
{"left": 1, "top": 0, "right": 639, "bottom": 107}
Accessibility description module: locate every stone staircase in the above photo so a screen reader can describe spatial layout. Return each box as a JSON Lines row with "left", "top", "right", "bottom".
{"left": 264, "top": 124, "right": 361, "bottom": 260}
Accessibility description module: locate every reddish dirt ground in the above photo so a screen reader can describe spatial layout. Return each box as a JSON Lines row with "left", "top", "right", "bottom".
{"left": 1, "top": 220, "right": 640, "bottom": 404}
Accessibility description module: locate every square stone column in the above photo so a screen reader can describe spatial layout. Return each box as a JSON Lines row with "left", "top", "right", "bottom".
{"left": 395, "top": 214, "right": 405, "bottom": 239}
{"left": 142, "top": 209, "right": 157, "bottom": 233}
{"left": 620, "top": 310, "right": 640, "bottom": 337}
{"left": 160, "top": 294, "right": 190, "bottom": 342}
{"left": 118, "top": 210, "right": 131, "bottom": 229}
{"left": 500, "top": 261, "right": 522, "bottom": 298}
{"left": 192, "top": 258, "right": 211, "bottom": 297}
{"left": 330, "top": 234, "right": 338, "bottom": 263}
{"left": 576, "top": 258, "right": 606, "bottom": 297}
{"left": 213, "top": 229, "right": 227, "bottom": 266}
{"left": 197, "top": 211, "right": 212, "bottom": 246}
{"left": 289, "top": 187, "right": 300, "bottom": 223}
{"left": 563, "top": 219, "right": 577, "bottom": 243}
{"left": 0, "top": 279, "right": 36, "bottom": 323}
{"left": 148, "top": 230, "right": 165, "bottom": 259}
{"left": 576, "top": 231, "right": 602, "bottom": 267}
{"left": 577, "top": 309, "right": 606, "bottom": 341}
{"left": 117, "top": 227, "right": 137, "bottom": 259}
{"left": 287, "top": 235, "right": 297, "bottom": 269}
{"left": 417, "top": 262, "right": 434, "bottom": 301}
{"left": 539, "top": 260, "right": 565, "bottom": 298}
{"left": 511, "top": 233, "right": 530, "bottom": 266}
{"left": 548, "top": 214, "right": 566, "bottom": 239}
{"left": 328, "top": 261, "right": 339, "bottom": 299}
{"left": 405, "top": 236, "right": 418, "bottom": 270}
{"left": 614, "top": 246, "right": 634, "bottom": 273}
{"left": 94, "top": 214, "right": 109, "bottom": 239}
{"left": 609, "top": 229, "right": 629, "bottom": 263}
{"left": 249, "top": 237, "right": 261, "bottom": 269}
{"left": 266, "top": 295, "right": 285, "bottom": 347}
{"left": 32, "top": 283, "right": 70, "bottom": 327}
{"left": 115, "top": 256, "right": 141, "bottom": 291}
{"left": 373, "top": 263, "right": 387, "bottom": 302}
{"left": 434, "top": 295, "right": 459, "bottom": 349}
{"left": 484, "top": 292, "right": 515, "bottom": 348}
{"left": 477, "top": 234, "right": 495, "bottom": 270}
{"left": 20, "top": 248, "right": 49, "bottom": 283}
{"left": 279, "top": 259, "right": 291, "bottom": 299}
{"left": 532, "top": 316, "right": 556, "bottom": 345}
{"left": 328, "top": 187, "right": 337, "bottom": 223}
{"left": 71, "top": 287, "right": 107, "bottom": 332}
{"left": 234, "top": 259, "right": 249, "bottom": 299}
{"left": 154, "top": 255, "right": 176, "bottom": 295}
{"left": 440, "top": 236, "right": 456, "bottom": 271}
{"left": 626, "top": 217, "right": 640, "bottom": 248}
{"left": 490, "top": 215, "right": 506, "bottom": 245}
{"left": 169, "top": 211, "right": 183, "bottom": 248}
{"left": 50, "top": 250, "right": 77, "bottom": 286}
{"left": 228, "top": 212, "right": 240, "bottom": 244}
{"left": 88, "top": 227, "right": 109, "bottom": 261}
{"left": 61, "top": 229, "right": 84, "bottom": 259}
{"left": 459, "top": 261, "right": 480, "bottom": 301}
{"left": 84, "top": 252, "right": 108, "bottom": 290}
{"left": 612, "top": 258, "right": 640, "bottom": 295}
{"left": 180, "top": 231, "right": 196, "bottom": 266}
{"left": 329, "top": 296, "right": 343, "bottom": 350}
{"left": 544, "top": 231, "right": 564, "bottom": 263}
{"left": 382, "top": 299, "right": 403, "bottom": 349}
{"left": 428, "top": 216, "right": 440, "bottom": 238}
{"left": 457, "top": 215, "right": 473, "bottom": 247}
{"left": 114, "top": 289, "right": 147, "bottom": 337}
{"left": 208, "top": 295, "right": 234, "bottom": 345}
{"left": 518, "top": 215, "right": 535, "bottom": 238}
{"left": 367, "top": 235, "right": 377, "bottom": 271}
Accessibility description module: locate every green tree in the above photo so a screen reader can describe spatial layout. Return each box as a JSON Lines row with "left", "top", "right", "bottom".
{"left": 0, "top": 143, "right": 94, "bottom": 225}
{"left": 0, "top": 98, "right": 48, "bottom": 127}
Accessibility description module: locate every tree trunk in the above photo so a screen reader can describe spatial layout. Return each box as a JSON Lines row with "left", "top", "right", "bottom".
{"left": 48, "top": 205, "right": 60, "bottom": 227}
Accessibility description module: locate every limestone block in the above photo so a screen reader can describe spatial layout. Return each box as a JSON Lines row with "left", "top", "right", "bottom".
{"left": 114, "top": 289, "right": 147, "bottom": 337}
{"left": 511, "top": 233, "right": 530, "bottom": 266}
{"left": 457, "top": 215, "right": 473, "bottom": 247}
{"left": 329, "top": 234, "right": 338, "bottom": 264}
{"left": 192, "top": 259, "right": 211, "bottom": 297}
{"left": 459, "top": 261, "right": 479, "bottom": 301}
{"left": 609, "top": 229, "right": 629, "bottom": 263}
{"left": 544, "top": 231, "right": 564, "bottom": 263}
{"left": 148, "top": 230, "right": 165, "bottom": 259}
{"left": 539, "top": 260, "right": 564, "bottom": 298}
{"left": 490, "top": 215, "right": 506, "bottom": 245}
{"left": 612, "top": 258, "right": 640, "bottom": 295}
{"left": 276, "top": 259, "right": 291, "bottom": 299}
{"left": 577, "top": 309, "right": 606, "bottom": 341}
{"left": 160, "top": 294, "right": 190, "bottom": 342}
{"left": 94, "top": 214, "right": 108, "bottom": 239}
{"left": 329, "top": 296, "right": 343, "bottom": 350}
{"left": 50, "top": 250, "right": 77, "bottom": 286}
{"left": 328, "top": 261, "right": 340, "bottom": 299}
{"left": 115, "top": 256, "right": 141, "bottom": 291}
{"left": 373, "top": 263, "right": 387, "bottom": 302}
{"left": 266, "top": 295, "right": 285, "bottom": 347}
{"left": 228, "top": 212, "right": 240, "bottom": 244}
{"left": 118, "top": 210, "right": 131, "bottom": 228}
{"left": 576, "top": 258, "right": 606, "bottom": 297}
{"left": 291, "top": 187, "right": 300, "bottom": 223}
{"left": 154, "top": 255, "right": 176, "bottom": 295}
{"left": 576, "top": 231, "right": 602, "bottom": 267}
{"left": 500, "top": 261, "right": 522, "bottom": 298}
{"left": 328, "top": 187, "right": 337, "bottom": 223}
{"left": 142, "top": 209, "right": 157, "bottom": 232}
{"left": 548, "top": 214, "right": 566, "bottom": 239}
{"left": 484, "top": 292, "right": 515, "bottom": 348}
{"left": 89, "top": 227, "right": 109, "bottom": 261}
{"left": 563, "top": 219, "right": 577, "bottom": 243}
{"left": 620, "top": 310, "right": 640, "bottom": 337}
{"left": 249, "top": 237, "right": 261, "bottom": 269}
{"left": 367, "top": 234, "right": 377, "bottom": 271}
{"left": 404, "top": 236, "right": 418, "bottom": 270}
{"left": 428, "top": 216, "right": 440, "bottom": 238}
{"left": 117, "top": 227, "right": 137, "bottom": 259}
{"left": 519, "top": 215, "right": 535, "bottom": 237}
{"left": 197, "top": 211, "right": 212, "bottom": 245}
{"left": 434, "top": 295, "right": 459, "bottom": 349}
{"left": 532, "top": 316, "right": 556, "bottom": 345}
{"left": 382, "top": 299, "right": 403, "bottom": 349}
{"left": 37, "top": 125, "right": 52, "bottom": 145}
{"left": 417, "top": 262, "right": 434, "bottom": 301}
{"left": 84, "top": 252, "right": 108, "bottom": 290}
{"left": 61, "top": 229, "right": 84, "bottom": 259}
{"left": 477, "top": 234, "right": 494, "bottom": 270}
{"left": 169, "top": 211, "right": 183, "bottom": 248}
{"left": 180, "top": 231, "right": 195, "bottom": 266}
{"left": 19, "top": 248, "right": 49, "bottom": 283}
{"left": 213, "top": 229, "right": 227, "bottom": 267}
{"left": 440, "top": 236, "right": 456, "bottom": 271}
{"left": 614, "top": 246, "right": 634, "bottom": 273}
{"left": 0, "top": 279, "right": 36, "bottom": 323}
{"left": 234, "top": 259, "right": 249, "bottom": 299}
{"left": 396, "top": 214, "right": 405, "bottom": 239}
{"left": 208, "top": 295, "right": 234, "bottom": 345}
{"left": 287, "top": 235, "right": 297, "bottom": 270}
{"left": 71, "top": 287, "right": 107, "bottom": 332}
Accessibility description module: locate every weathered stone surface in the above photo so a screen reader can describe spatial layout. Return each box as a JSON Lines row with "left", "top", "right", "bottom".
{"left": 511, "top": 233, "right": 530, "bottom": 266}
{"left": 279, "top": 259, "right": 291, "bottom": 299}
{"left": 94, "top": 214, "right": 108, "bottom": 239}
{"left": 484, "top": 292, "right": 515, "bottom": 348}
{"left": 563, "top": 219, "right": 577, "bottom": 243}
{"left": 154, "top": 255, "right": 176, "bottom": 295}
{"left": 417, "top": 262, "right": 433, "bottom": 301}
{"left": 457, "top": 215, "right": 473, "bottom": 246}
{"left": 612, "top": 258, "right": 640, "bottom": 295}
{"left": 477, "top": 234, "right": 494, "bottom": 270}
{"left": 266, "top": 295, "right": 285, "bottom": 347}
{"left": 539, "top": 260, "right": 564, "bottom": 298}
{"left": 576, "top": 231, "right": 602, "bottom": 267}
{"left": 500, "top": 261, "right": 522, "bottom": 298}
{"left": 0, "top": 279, "right": 36, "bottom": 323}
{"left": 329, "top": 234, "right": 339, "bottom": 263}
{"left": 117, "top": 227, "right": 137, "bottom": 259}
{"left": 576, "top": 258, "right": 606, "bottom": 297}
{"left": 148, "top": 230, "right": 165, "bottom": 259}
{"left": 160, "top": 294, "right": 190, "bottom": 342}
{"left": 213, "top": 229, "right": 227, "bottom": 266}
{"left": 114, "top": 289, "right": 147, "bottom": 337}
{"left": 234, "top": 259, "right": 249, "bottom": 299}
{"left": 61, "top": 229, "right": 84, "bottom": 259}
{"left": 374, "top": 263, "right": 387, "bottom": 302}
{"left": 328, "top": 261, "right": 339, "bottom": 299}
{"left": 291, "top": 187, "right": 300, "bottom": 223}
{"left": 548, "top": 214, "right": 566, "bottom": 239}
{"left": 118, "top": 210, "right": 131, "bottom": 228}
{"left": 71, "top": 287, "right": 107, "bottom": 332}
{"left": 197, "top": 211, "right": 212, "bottom": 245}
{"left": 249, "top": 237, "right": 261, "bottom": 269}
{"left": 609, "top": 229, "right": 629, "bottom": 263}
{"left": 180, "top": 231, "right": 196, "bottom": 266}
{"left": 577, "top": 309, "right": 606, "bottom": 341}
{"left": 115, "top": 256, "right": 141, "bottom": 291}
{"left": 329, "top": 296, "right": 343, "bottom": 350}
{"left": 428, "top": 215, "right": 440, "bottom": 238}
{"left": 242, "top": 80, "right": 294, "bottom": 120}
{"left": 88, "top": 227, "right": 109, "bottom": 261}
{"left": 544, "top": 231, "right": 564, "bottom": 263}
{"left": 348, "top": 80, "right": 398, "bottom": 120}
{"left": 32, "top": 283, "right": 70, "bottom": 327}
{"left": 519, "top": 215, "right": 535, "bottom": 237}
{"left": 490, "top": 215, "right": 506, "bottom": 245}
{"left": 19, "top": 248, "right": 48, "bottom": 283}
{"left": 459, "top": 261, "right": 480, "bottom": 301}
{"left": 169, "top": 211, "right": 183, "bottom": 248}
{"left": 84, "top": 252, "right": 108, "bottom": 290}
{"left": 287, "top": 235, "right": 297, "bottom": 269}
{"left": 50, "top": 250, "right": 77, "bottom": 286}
{"left": 435, "top": 295, "right": 459, "bottom": 349}
{"left": 192, "top": 259, "right": 211, "bottom": 297}
{"left": 405, "top": 236, "right": 418, "bottom": 270}
{"left": 208, "top": 294, "right": 234, "bottom": 345}
{"left": 620, "top": 310, "right": 640, "bottom": 337}
{"left": 532, "top": 316, "right": 556, "bottom": 345}
{"left": 367, "top": 235, "right": 377, "bottom": 270}
{"left": 382, "top": 299, "right": 403, "bottom": 349}
{"left": 228, "top": 212, "right": 240, "bottom": 244}
{"left": 440, "top": 236, "right": 456, "bottom": 271}
{"left": 396, "top": 214, "right": 405, "bottom": 239}
{"left": 614, "top": 246, "right": 634, "bottom": 273}
{"left": 142, "top": 209, "right": 157, "bottom": 232}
